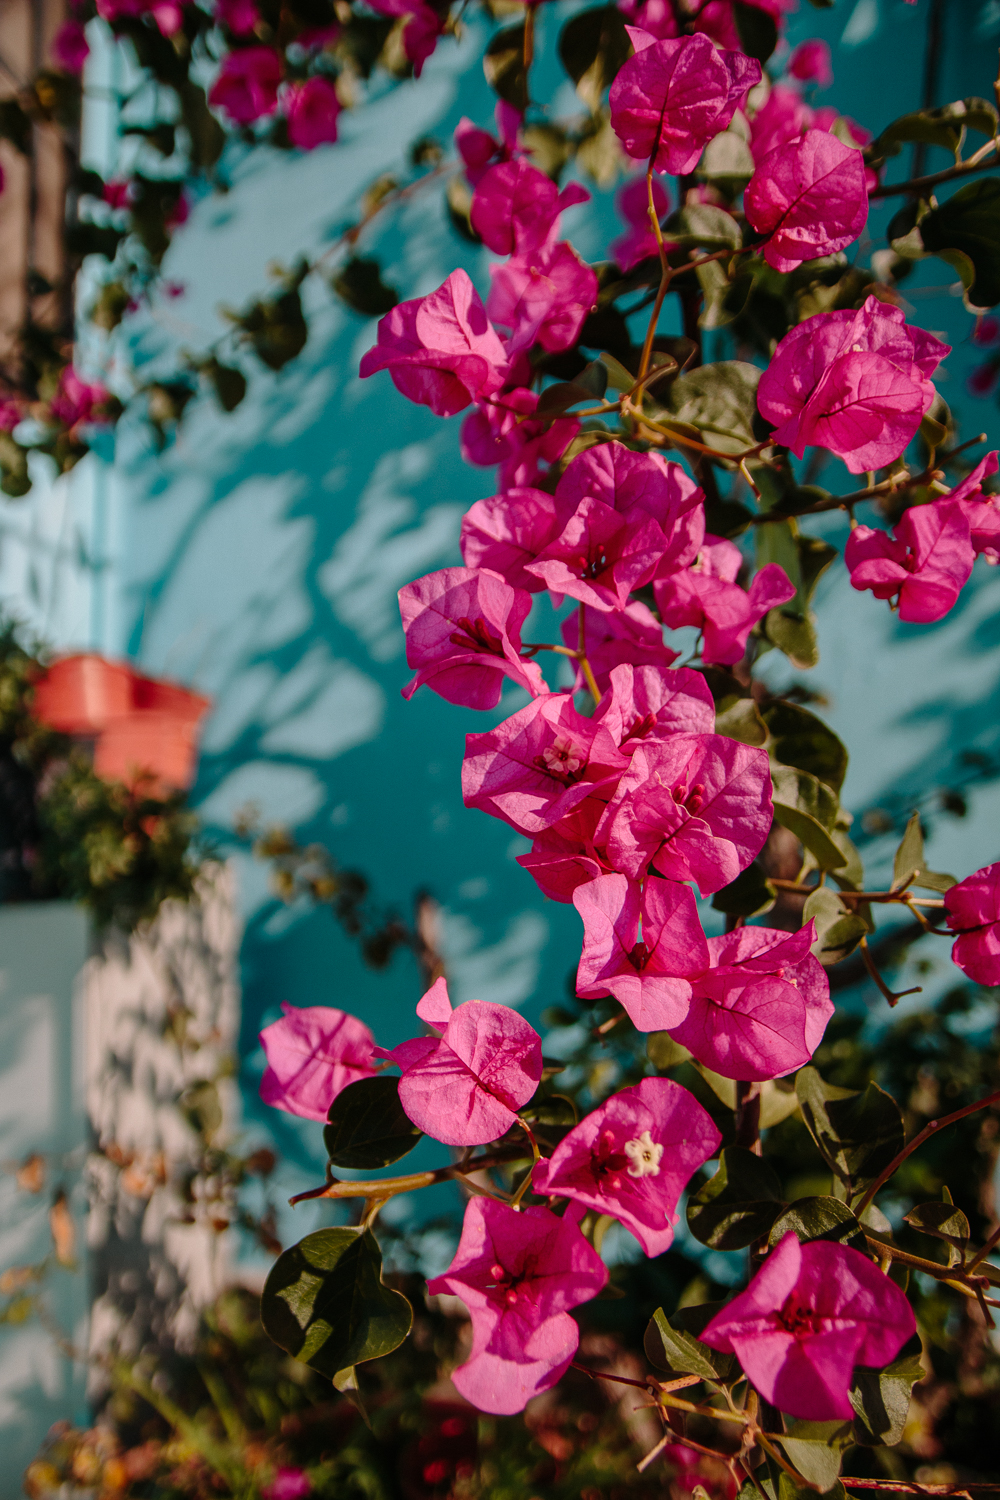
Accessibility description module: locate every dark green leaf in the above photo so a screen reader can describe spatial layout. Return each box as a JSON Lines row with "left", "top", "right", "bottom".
{"left": 772, "top": 766, "right": 847, "bottom": 871}
{"left": 666, "top": 202, "right": 743, "bottom": 251}
{"left": 715, "top": 696, "right": 767, "bottom": 746}
{"left": 850, "top": 1335, "right": 923, "bottom": 1446}
{"left": 202, "top": 358, "right": 247, "bottom": 413}
{"left": 920, "top": 178, "right": 1000, "bottom": 309}
{"left": 904, "top": 1200, "right": 971, "bottom": 1264}
{"left": 643, "top": 1303, "right": 735, "bottom": 1379}
{"left": 687, "top": 1147, "right": 785, "bottom": 1250}
{"left": 733, "top": 0, "right": 778, "bottom": 62}
{"left": 484, "top": 25, "right": 529, "bottom": 112}
{"left": 0, "top": 433, "right": 31, "bottom": 498}
{"left": 778, "top": 1420, "right": 853, "bottom": 1491}
{"left": 665, "top": 360, "right": 759, "bottom": 455}
{"left": 763, "top": 607, "right": 820, "bottom": 670}
{"left": 324, "top": 1077, "right": 422, "bottom": 1169}
{"left": 0, "top": 99, "right": 32, "bottom": 154}
{"left": 803, "top": 886, "right": 869, "bottom": 966}
{"left": 332, "top": 256, "right": 399, "bottom": 317}
{"left": 261, "top": 1227, "right": 412, "bottom": 1377}
{"left": 891, "top": 810, "right": 956, "bottom": 893}
{"left": 795, "top": 1067, "right": 905, "bottom": 1198}
{"left": 873, "top": 98, "right": 998, "bottom": 162}
{"left": 557, "top": 5, "right": 631, "bottom": 113}
{"left": 768, "top": 1196, "right": 869, "bottom": 1254}
{"left": 711, "top": 860, "right": 777, "bottom": 919}
{"left": 762, "top": 702, "right": 848, "bottom": 793}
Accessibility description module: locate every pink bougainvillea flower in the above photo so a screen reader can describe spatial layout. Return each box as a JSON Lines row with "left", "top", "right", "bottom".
{"left": 381, "top": 980, "right": 543, "bottom": 1146}
{"left": 462, "top": 692, "right": 629, "bottom": 836}
{"left": 488, "top": 240, "right": 598, "bottom": 355}
{"left": 748, "top": 82, "right": 813, "bottom": 160}
{"left": 594, "top": 662, "right": 715, "bottom": 752}
{"left": 745, "top": 130, "right": 868, "bottom": 273}
{"left": 701, "top": 1233, "right": 917, "bottom": 1419}
{"left": 757, "top": 296, "right": 949, "bottom": 474}
{"left": 471, "top": 158, "right": 589, "bottom": 257}
{"left": 947, "top": 449, "right": 1000, "bottom": 563}
{"left": 208, "top": 46, "right": 282, "bottom": 125}
{"left": 562, "top": 601, "right": 678, "bottom": 693}
{"left": 49, "top": 368, "right": 111, "bottom": 430}
{"left": 263, "top": 1471, "right": 311, "bottom": 1500}
{"left": 460, "top": 386, "right": 578, "bottom": 490}
{"left": 609, "top": 30, "right": 761, "bottom": 176}
{"left": 654, "top": 537, "right": 796, "bottom": 666}
{"left": 533, "top": 1077, "right": 721, "bottom": 1256}
{"left": 51, "top": 18, "right": 90, "bottom": 73}
{"left": 460, "top": 487, "right": 573, "bottom": 592}
{"left": 945, "top": 861, "right": 1000, "bottom": 985}
{"left": 360, "top": 269, "right": 508, "bottom": 417}
{"left": 455, "top": 103, "right": 520, "bottom": 187}
{"left": 524, "top": 496, "right": 667, "bottom": 612}
{"left": 517, "top": 824, "right": 614, "bottom": 904}
{"left": 611, "top": 175, "right": 671, "bottom": 270}
{"left": 787, "top": 39, "right": 833, "bottom": 88}
{"left": 573, "top": 873, "right": 706, "bottom": 1031}
{"left": 215, "top": 0, "right": 259, "bottom": 33}
{"left": 554, "top": 443, "right": 704, "bottom": 573}
{"left": 283, "top": 75, "right": 341, "bottom": 149}
{"left": 259, "top": 1003, "right": 377, "bottom": 1121}
{"left": 669, "top": 923, "right": 833, "bottom": 1080}
{"left": 426, "top": 1197, "right": 607, "bottom": 1414}
{"left": 398, "top": 566, "right": 546, "bottom": 709}
{"left": 400, "top": 3, "right": 444, "bottom": 75}
{"left": 844, "top": 502, "right": 975, "bottom": 623}
{"left": 597, "top": 735, "right": 772, "bottom": 893}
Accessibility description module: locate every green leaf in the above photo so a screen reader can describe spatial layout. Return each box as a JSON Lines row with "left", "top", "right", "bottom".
{"left": 763, "top": 608, "right": 820, "bottom": 670}
{"left": 778, "top": 1420, "right": 853, "bottom": 1491}
{"left": 698, "top": 128, "right": 755, "bottom": 193}
{"left": 733, "top": 0, "right": 778, "bottom": 62}
{"left": 666, "top": 202, "right": 742, "bottom": 252}
{"left": 904, "top": 1200, "right": 971, "bottom": 1265}
{"left": 762, "top": 702, "right": 848, "bottom": 793}
{"left": 665, "top": 361, "right": 759, "bottom": 455}
{"left": 687, "top": 1147, "right": 785, "bottom": 1250}
{"left": 557, "top": 5, "right": 631, "bottom": 114}
{"left": 768, "top": 1196, "right": 869, "bottom": 1254}
{"left": 803, "top": 886, "right": 869, "bottom": 966}
{"left": 484, "top": 24, "right": 528, "bottom": 112}
{"left": 647, "top": 1032, "right": 691, "bottom": 1069}
{"left": 179, "top": 80, "right": 226, "bottom": 171}
{"left": 202, "top": 358, "right": 247, "bottom": 413}
{"left": 920, "top": 178, "right": 1000, "bottom": 309}
{"left": 772, "top": 766, "right": 847, "bottom": 872}
{"left": 711, "top": 860, "right": 776, "bottom": 919}
{"left": 324, "top": 1077, "right": 423, "bottom": 1169}
{"left": 261, "top": 1227, "right": 412, "bottom": 1377}
{"left": 715, "top": 696, "right": 767, "bottom": 745}
{"left": 872, "top": 98, "right": 998, "bottom": 161}
{"left": 331, "top": 257, "right": 399, "bottom": 317}
{"left": 795, "top": 1067, "right": 905, "bottom": 1198}
{"left": 643, "top": 1303, "right": 735, "bottom": 1380}
{"left": 891, "top": 811, "right": 957, "bottom": 893}
{"left": 850, "top": 1335, "right": 924, "bottom": 1446}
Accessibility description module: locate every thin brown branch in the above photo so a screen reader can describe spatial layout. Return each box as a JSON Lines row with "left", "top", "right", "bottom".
{"left": 869, "top": 141, "right": 1000, "bottom": 199}
{"left": 855, "top": 1087, "right": 1000, "bottom": 1217}
{"left": 288, "top": 1146, "right": 529, "bottom": 1206}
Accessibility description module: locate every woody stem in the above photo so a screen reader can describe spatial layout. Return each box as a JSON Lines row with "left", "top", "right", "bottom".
{"left": 287, "top": 1146, "right": 530, "bottom": 1206}
{"left": 855, "top": 1087, "right": 1000, "bottom": 1218}
{"left": 577, "top": 602, "right": 601, "bottom": 700}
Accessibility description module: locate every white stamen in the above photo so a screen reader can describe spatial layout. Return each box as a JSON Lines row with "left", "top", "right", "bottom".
{"left": 541, "top": 737, "right": 586, "bottom": 775}
{"left": 624, "top": 1130, "right": 663, "bottom": 1178}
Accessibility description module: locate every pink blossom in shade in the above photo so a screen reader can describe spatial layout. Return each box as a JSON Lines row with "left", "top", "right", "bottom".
{"left": 49, "top": 368, "right": 110, "bottom": 429}
{"left": 554, "top": 443, "right": 705, "bottom": 573}
{"left": 471, "top": 159, "right": 590, "bottom": 257}
{"left": 382, "top": 989, "right": 543, "bottom": 1147}
{"left": 844, "top": 502, "right": 975, "bottom": 624}
{"left": 701, "top": 1233, "right": 917, "bottom": 1420}
{"left": 692, "top": 0, "right": 794, "bottom": 50}
{"left": 573, "top": 873, "right": 706, "bottom": 1031}
{"left": 611, "top": 175, "right": 670, "bottom": 271}
{"left": 561, "top": 601, "right": 678, "bottom": 694}
{"left": 532, "top": 1078, "right": 721, "bottom": 1256}
{"left": 653, "top": 538, "right": 796, "bottom": 667}
{"left": 946, "top": 450, "right": 1000, "bottom": 564}
{"left": 398, "top": 566, "right": 546, "bottom": 710}
{"left": 968, "top": 362, "right": 999, "bottom": 398}
{"left": 973, "top": 316, "right": 1000, "bottom": 347}
{"left": 945, "top": 862, "right": 1000, "bottom": 985}
{"left": 757, "top": 297, "right": 950, "bottom": 475}
{"left": 425, "top": 1198, "right": 608, "bottom": 1415}
{"left": 487, "top": 240, "right": 598, "bottom": 356}
{"left": 360, "top": 270, "right": 508, "bottom": 418}
{"left": 456, "top": 118, "right": 505, "bottom": 185}
{"left": 215, "top": 0, "right": 259, "bottom": 33}
{"left": 460, "top": 387, "right": 579, "bottom": 489}
{"left": 748, "top": 83, "right": 813, "bottom": 160}
{"left": 283, "top": 76, "right": 341, "bottom": 149}
{"left": 669, "top": 923, "right": 833, "bottom": 1081}
{"left": 462, "top": 692, "right": 629, "bottom": 838}
{"left": 524, "top": 497, "right": 668, "bottom": 612}
{"left": 594, "top": 662, "right": 715, "bottom": 754}
{"left": 208, "top": 47, "right": 281, "bottom": 125}
{"left": 609, "top": 31, "right": 761, "bottom": 177}
{"left": 811, "top": 106, "right": 870, "bottom": 149}
{"left": 616, "top": 0, "right": 678, "bottom": 41}
{"left": 258, "top": 1003, "right": 377, "bottom": 1121}
{"left": 597, "top": 734, "right": 773, "bottom": 894}
{"left": 263, "top": 1471, "right": 311, "bottom": 1500}
{"left": 0, "top": 400, "right": 23, "bottom": 433}
{"left": 744, "top": 130, "right": 868, "bottom": 273}
{"left": 517, "top": 828, "right": 614, "bottom": 904}
{"left": 103, "top": 178, "right": 133, "bottom": 211}
{"left": 403, "top": 5, "right": 444, "bottom": 75}
{"left": 150, "top": 0, "right": 185, "bottom": 36}
{"left": 95, "top": 0, "right": 144, "bottom": 20}
{"left": 787, "top": 39, "right": 833, "bottom": 88}
{"left": 50, "top": 18, "right": 89, "bottom": 73}
{"left": 460, "top": 488, "right": 573, "bottom": 592}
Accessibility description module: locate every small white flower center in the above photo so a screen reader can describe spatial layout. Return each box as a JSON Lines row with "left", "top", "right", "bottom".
{"left": 624, "top": 1130, "right": 663, "bottom": 1178}
{"left": 541, "top": 737, "right": 586, "bottom": 776}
